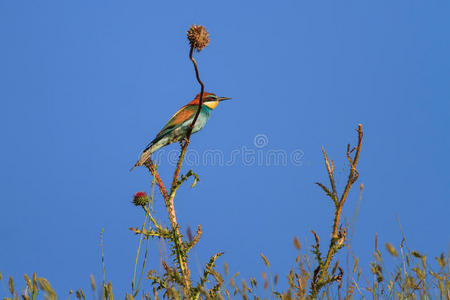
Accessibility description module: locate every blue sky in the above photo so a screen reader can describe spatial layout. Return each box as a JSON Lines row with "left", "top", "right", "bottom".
{"left": 1, "top": 0, "right": 449, "bottom": 297}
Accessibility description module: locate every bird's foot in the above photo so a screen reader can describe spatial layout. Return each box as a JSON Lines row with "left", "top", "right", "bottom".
{"left": 179, "top": 137, "right": 190, "bottom": 148}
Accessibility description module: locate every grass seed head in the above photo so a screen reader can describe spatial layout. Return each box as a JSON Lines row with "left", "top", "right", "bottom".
{"left": 89, "top": 274, "right": 96, "bottom": 291}
{"left": 8, "top": 276, "right": 14, "bottom": 295}
{"left": 260, "top": 253, "right": 270, "bottom": 267}
{"left": 293, "top": 236, "right": 301, "bottom": 250}
{"left": 385, "top": 243, "right": 398, "bottom": 257}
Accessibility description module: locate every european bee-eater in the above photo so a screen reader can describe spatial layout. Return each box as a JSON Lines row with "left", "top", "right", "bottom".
{"left": 131, "top": 92, "right": 231, "bottom": 171}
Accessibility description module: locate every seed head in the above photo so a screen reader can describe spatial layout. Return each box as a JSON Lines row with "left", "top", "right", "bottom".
{"left": 293, "top": 236, "right": 301, "bottom": 250}
{"left": 187, "top": 25, "right": 210, "bottom": 52}
{"left": 132, "top": 191, "right": 149, "bottom": 207}
{"left": 385, "top": 242, "right": 398, "bottom": 257}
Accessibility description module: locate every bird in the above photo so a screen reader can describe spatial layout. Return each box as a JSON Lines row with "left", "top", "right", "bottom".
{"left": 131, "top": 92, "right": 231, "bottom": 171}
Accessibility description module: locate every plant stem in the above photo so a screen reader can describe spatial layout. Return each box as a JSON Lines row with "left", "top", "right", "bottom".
{"left": 311, "top": 125, "right": 363, "bottom": 298}
{"left": 143, "top": 159, "right": 189, "bottom": 293}
{"left": 170, "top": 45, "right": 204, "bottom": 193}
{"left": 141, "top": 43, "right": 206, "bottom": 300}
{"left": 100, "top": 228, "right": 107, "bottom": 298}
{"left": 133, "top": 175, "right": 156, "bottom": 298}
{"left": 131, "top": 209, "right": 147, "bottom": 295}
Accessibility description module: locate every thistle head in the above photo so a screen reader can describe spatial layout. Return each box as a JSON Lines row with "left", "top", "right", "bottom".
{"left": 187, "top": 25, "right": 210, "bottom": 52}
{"left": 132, "top": 191, "right": 149, "bottom": 207}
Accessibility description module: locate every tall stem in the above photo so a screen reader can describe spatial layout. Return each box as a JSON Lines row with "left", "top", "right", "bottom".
{"left": 142, "top": 45, "right": 206, "bottom": 298}
{"left": 170, "top": 45, "right": 204, "bottom": 192}
{"left": 143, "top": 159, "right": 189, "bottom": 294}
{"left": 311, "top": 125, "right": 363, "bottom": 299}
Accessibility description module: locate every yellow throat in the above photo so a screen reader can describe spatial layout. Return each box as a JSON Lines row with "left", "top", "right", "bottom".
{"left": 203, "top": 100, "right": 219, "bottom": 110}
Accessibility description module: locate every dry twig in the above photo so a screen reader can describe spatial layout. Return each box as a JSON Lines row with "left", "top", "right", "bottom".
{"left": 310, "top": 124, "right": 363, "bottom": 298}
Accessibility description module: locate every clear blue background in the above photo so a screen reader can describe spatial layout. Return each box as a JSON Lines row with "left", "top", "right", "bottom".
{"left": 1, "top": 0, "right": 449, "bottom": 297}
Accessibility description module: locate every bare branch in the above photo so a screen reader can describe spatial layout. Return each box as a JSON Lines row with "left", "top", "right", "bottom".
{"left": 322, "top": 148, "right": 339, "bottom": 206}
{"left": 310, "top": 125, "right": 364, "bottom": 299}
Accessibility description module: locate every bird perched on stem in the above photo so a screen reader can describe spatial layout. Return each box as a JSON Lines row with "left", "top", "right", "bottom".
{"left": 131, "top": 92, "right": 231, "bottom": 171}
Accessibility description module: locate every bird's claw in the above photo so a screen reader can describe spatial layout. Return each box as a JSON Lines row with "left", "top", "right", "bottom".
{"left": 179, "top": 138, "right": 190, "bottom": 147}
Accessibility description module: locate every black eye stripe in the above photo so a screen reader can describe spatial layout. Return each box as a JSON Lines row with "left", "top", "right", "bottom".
{"left": 203, "top": 95, "right": 217, "bottom": 102}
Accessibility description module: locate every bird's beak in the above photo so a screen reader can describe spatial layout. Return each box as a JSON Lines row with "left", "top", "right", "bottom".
{"left": 218, "top": 97, "right": 232, "bottom": 102}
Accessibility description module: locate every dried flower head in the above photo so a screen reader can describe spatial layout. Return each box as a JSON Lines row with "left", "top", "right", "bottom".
{"left": 132, "top": 191, "right": 149, "bottom": 207}
{"left": 187, "top": 25, "right": 210, "bottom": 51}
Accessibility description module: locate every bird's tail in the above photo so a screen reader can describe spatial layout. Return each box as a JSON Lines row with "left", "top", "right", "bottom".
{"left": 129, "top": 147, "right": 153, "bottom": 172}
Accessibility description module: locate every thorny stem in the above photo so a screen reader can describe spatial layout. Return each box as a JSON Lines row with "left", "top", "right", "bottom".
{"left": 142, "top": 44, "right": 206, "bottom": 298}
{"left": 143, "top": 159, "right": 177, "bottom": 230}
{"left": 168, "top": 44, "right": 205, "bottom": 294}
{"left": 143, "top": 159, "right": 189, "bottom": 294}
{"left": 332, "top": 124, "right": 363, "bottom": 238}
{"left": 168, "top": 43, "right": 206, "bottom": 296}
{"left": 144, "top": 160, "right": 169, "bottom": 205}
{"left": 311, "top": 124, "right": 363, "bottom": 298}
